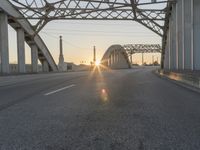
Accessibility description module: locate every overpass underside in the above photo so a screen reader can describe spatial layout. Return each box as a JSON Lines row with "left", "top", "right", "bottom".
{"left": 164, "top": 0, "right": 200, "bottom": 71}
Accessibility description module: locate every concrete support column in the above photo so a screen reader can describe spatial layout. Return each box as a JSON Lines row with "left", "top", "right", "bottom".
{"left": 0, "top": 12, "right": 9, "bottom": 74}
{"left": 164, "top": 28, "right": 170, "bottom": 69}
{"left": 42, "top": 60, "right": 49, "bottom": 72}
{"left": 115, "top": 50, "right": 117, "bottom": 63}
{"left": 142, "top": 52, "right": 144, "bottom": 65}
{"left": 176, "top": 0, "right": 183, "bottom": 69}
{"left": 181, "top": 0, "right": 185, "bottom": 69}
{"left": 31, "top": 44, "right": 38, "bottom": 73}
{"left": 182, "top": 0, "right": 193, "bottom": 70}
{"left": 170, "top": 3, "right": 177, "bottom": 70}
{"left": 191, "top": 0, "right": 194, "bottom": 70}
{"left": 193, "top": 0, "right": 200, "bottom": 70}
{"left": 117, "top": 52, "right": 119, "bottom": 63}
{"left": 130, "top": 54, "right": 133, "bottom": 64}
{"left": 111, "top": 53, "right": 114, "bottom": 66}
{"left": 113, "top": 50, "right": 115, "bottom": 64}
{"left": 17, "top": 28, "right": 25, "bottom": 73}
{"left": 118, "top": 52, "right": 120, "bottom": 63}
{"left": 168, "top": 19, "right": 171, "bottom": 70}
{"left": 116, "top": 51, "right": 118, "bottom": 63}
{"left": 115, "top": 52, "right": 118, "bottom": 63}
{"left": 107, "top": 56, "right": 110, "bottom": 67}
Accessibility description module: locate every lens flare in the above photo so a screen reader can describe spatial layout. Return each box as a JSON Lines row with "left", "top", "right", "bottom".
{"left": 101, "top": 88, "right": 108, "bottom": 101}
{"left": 95, "top": 60, "right": 101, "bottom": 66}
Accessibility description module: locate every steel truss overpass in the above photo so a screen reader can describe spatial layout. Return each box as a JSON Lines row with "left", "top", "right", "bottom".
{"left": 7, "top": 0, "right": 172, "bottom": 36}
{"left": 0, "top": 0, "right": 173, "bottom": 74}
{"left": 123, "top": 44, "right": 162, "bottom": 54}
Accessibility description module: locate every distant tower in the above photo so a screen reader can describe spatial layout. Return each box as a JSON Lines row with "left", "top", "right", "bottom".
{"left": 58, "top": 36, "right": 65, "bottom": 71}
{"left": 93, "top": 46, "right": 96, "bottom": 63}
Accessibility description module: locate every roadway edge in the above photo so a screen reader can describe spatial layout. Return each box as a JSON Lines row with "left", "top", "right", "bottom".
{"left": 154, "top": 69, "right": 200, "bottom": 94}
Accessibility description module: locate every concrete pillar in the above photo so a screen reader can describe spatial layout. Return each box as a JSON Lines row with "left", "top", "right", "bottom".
{"left": 142, "top": 52, "right": 144, "bottom": 65}
{"left": 93, "top": 46, "right": 96, "bottom": 63}
{"left": 170, "top": 3, "right": 177, "bottom": 70}
{"left": 117, "top": 52, "right": 120, "bottom": 63}
{"left": 42, "top": 60, "right": 49, "bottom": 72}
{"left": 115, "top": 52, "right": 118, "bottom": 63}
{"left": 111, "top": 53, "right": 113, "bottom": 66}
{"left": 176, "top": 0, "right": 183, "bottom": 69}
{"left": 31, "top": 44, "right": 38, "bottom": 73}
{"left": 114, "top": 50, "right": 117, "bottom": 63}
{"left": 183, "top": 0, "right": 193, "bottom": 70}
{"left": 116, "top": 51, "right": 118, "bottom": 64}
{"left": 181, "top": 0, "right": 185, "bottom": 69}
{"left": 130, "top": 54, "right": 133, "bottom": 64}
{"left": 108, "top": 56, "right": 111, "bottom": 67}
{"left": 0, "top": 12, "right": 9, "bottom": 74}
{"left": 193, "top": 0, "right": 200, "bottom": 70}
{"left": 118, "top": 51, "right": 121, "bottom": 63}
{"left": 113, "top": 51, "right": 115, "bottom": 64}
{"left": 164, "top": 28, "right": 170, "bottom": 69}
{"left": 17, "top": 28, "right": 25, "bottom": 73}
{"left": 168, "top": 19, "right": 171, "bottom": 70}
{"left": 112, "top": 52, "right": 115, "bottom": 67}
{"left": 191, "top": 0, "right": 194, "bottom": 70}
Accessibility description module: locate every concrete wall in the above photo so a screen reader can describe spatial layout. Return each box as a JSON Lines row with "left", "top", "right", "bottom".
{"left": 164, "top": 0, "right": 200, "bottom": 71}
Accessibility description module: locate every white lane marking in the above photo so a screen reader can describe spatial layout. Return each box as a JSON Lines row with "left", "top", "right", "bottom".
{"left": 44, "top": 84, "right": 76, "bottom": 96}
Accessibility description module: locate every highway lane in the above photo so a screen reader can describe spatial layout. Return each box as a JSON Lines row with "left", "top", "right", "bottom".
{"left": 0, "top": 67, "right": 200, "bottom": 149}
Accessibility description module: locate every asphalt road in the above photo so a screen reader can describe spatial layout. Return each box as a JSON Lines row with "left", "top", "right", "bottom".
{"left": 0, "top": 67, "right": 200, "bottom": 150}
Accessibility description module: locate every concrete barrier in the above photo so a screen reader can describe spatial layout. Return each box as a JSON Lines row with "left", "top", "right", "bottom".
{"left": 157, "top": 69, "right": 200, "bottom": 89}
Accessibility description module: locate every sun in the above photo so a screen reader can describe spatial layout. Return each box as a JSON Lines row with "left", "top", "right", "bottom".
{"left": 95, "top": 60, "right": 101, "bottom": 66}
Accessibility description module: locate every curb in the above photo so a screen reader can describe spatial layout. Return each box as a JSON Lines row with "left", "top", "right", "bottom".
{"left": 155, "top": 69, "right": 200, "bottom": 94}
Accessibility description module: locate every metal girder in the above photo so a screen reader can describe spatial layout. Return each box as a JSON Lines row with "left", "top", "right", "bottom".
{"left": 7, "top": 0, "right": 174, "bottom": 36}
{"left": 123, "top": 44, "right": 162, "bottom": 54}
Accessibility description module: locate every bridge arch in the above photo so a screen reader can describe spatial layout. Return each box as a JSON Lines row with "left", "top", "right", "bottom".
{"left": 0, "top": 1, "right": 58, "bottom": 74}
{"left": 101, "top": 45, "right": 131, "bottom": 69}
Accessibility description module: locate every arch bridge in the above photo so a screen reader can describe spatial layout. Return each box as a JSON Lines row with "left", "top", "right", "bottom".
{"left": 1, "top": 0, "right": 200, "bottom": 74}
{"left": 101, "top": 44, "right": 161, "bottom": 69}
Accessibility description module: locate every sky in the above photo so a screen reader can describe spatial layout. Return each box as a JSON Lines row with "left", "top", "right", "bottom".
{"left": 7, "top": 0, "right": 164, "bottom": 65}
{"left": 8, "top": 20, "right": 161, "bottom": 65}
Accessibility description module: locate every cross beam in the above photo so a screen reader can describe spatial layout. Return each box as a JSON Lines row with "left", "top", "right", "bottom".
{"left": 123, "top": 44, "right": 162, "bottom": 54}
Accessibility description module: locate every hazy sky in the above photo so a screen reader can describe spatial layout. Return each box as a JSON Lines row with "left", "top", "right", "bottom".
{"left": 8, "top": 20, "right": 161, "bottom": 65}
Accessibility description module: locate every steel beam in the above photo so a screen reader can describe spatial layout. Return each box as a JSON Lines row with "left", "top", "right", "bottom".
{"left": 7, "top": 0, "right": 173, "bottom": 36}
